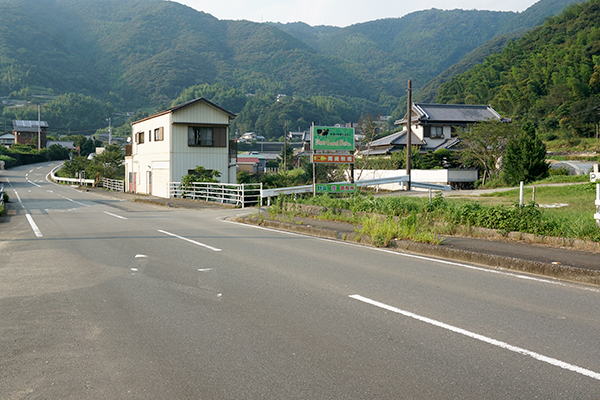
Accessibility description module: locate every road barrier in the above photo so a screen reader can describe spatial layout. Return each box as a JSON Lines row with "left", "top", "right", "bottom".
{"left": 261, "top": 175, "right": 452, "bottom": 205}
{"left": 101, "top": 177, "right": 124, "bottom": 192}
{"left": 169, "top": 182, "right": 262, "bottom": 208}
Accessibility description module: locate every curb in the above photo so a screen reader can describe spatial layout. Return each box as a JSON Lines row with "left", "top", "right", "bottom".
{"left": 238, "top": 216, "right": 600, "bottom": 287}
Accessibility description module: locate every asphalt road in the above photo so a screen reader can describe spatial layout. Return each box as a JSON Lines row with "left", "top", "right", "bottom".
{"left": 2, "top": 162, "right": 600, "bottom": 399}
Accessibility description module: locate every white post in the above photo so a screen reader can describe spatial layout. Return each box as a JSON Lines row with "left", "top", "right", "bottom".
{"left": 596, "top": 183, "right": 600, "bottom": 228}
{"left": 519, "top": 181, "right": 524, "bottom": 208}
{"left": 37, "top": 105, "right": 41, "bottom": 151}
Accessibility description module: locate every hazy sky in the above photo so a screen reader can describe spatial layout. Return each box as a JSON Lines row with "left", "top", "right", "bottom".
{"left": 176, "top": 0, "right": 541, "bottom": 27}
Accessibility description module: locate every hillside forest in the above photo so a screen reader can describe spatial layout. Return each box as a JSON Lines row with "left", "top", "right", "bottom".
{"left": 0, "top": 0, "right": 589, "bottom": 143}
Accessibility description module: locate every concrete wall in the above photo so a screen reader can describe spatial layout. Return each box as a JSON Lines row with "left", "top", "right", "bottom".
{"left": 354, "top": 169, "right": 478, "bottom": 191}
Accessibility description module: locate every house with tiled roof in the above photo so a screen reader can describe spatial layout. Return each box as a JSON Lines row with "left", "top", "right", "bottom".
{"left": 359, "top": 103, "right": 507, "bottom": 155}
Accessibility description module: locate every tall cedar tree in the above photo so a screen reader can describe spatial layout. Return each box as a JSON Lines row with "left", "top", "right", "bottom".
{"left": 502, "top": 122, "right": 549, "bottom": 186}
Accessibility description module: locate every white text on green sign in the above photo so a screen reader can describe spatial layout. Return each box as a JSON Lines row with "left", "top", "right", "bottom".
{"left": 316, "top": 183, "right": 357, "bottom": 193}
{"left": 312, "top": 126, "right": 355, "bottom": 151}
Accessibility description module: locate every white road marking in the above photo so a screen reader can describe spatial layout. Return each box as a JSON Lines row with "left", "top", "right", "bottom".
{"left": 135, "top": 254, "right": 148, "bottom": 258}
{"left": 104, "top": 211, "right": 127, "bottom": 220}
{"left": 26, "top": 214, "right": 42, "bottom": 237}
{"left": 53, "top": 192, "right": 89, "bottom": 207}
{"left": 225, "top": 219, "right": 600, "bottom": 294}
{"left": 158, "top": 230, "right": 222, "bottom": 252}
{"left": 198, "top": 268, "right": 213, "bottom": 272}
{"left": 27, "top": 179, "right": 41, "bottom": 187}
{"left": 13, "top": 189, "right": 22, "bottom": 204}
{"left": 350, "top": 294, "right": 600, "bottom": 381}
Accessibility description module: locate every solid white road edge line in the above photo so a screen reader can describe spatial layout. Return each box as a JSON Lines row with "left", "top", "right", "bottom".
{"left": 104, "top": 211, "right": 127, "bottom": 220}
{"left": 158, "top": 230, "right": 222, "bottom": 252}
{"left": 223, "top": 219, "right": 600, "bottom": 294}
{"left": 349, "top": 294, "right": 600, "bottom": 381}
{"left": 26, "top": 214, "right": 42, "bottom": 238}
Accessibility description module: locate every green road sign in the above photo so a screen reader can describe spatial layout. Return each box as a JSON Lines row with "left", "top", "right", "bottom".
{"left": 312, "top": 126, "right": 355, "bottom": 151}
{"left": 315, "top": 183, "right": 357, "bottom": 194}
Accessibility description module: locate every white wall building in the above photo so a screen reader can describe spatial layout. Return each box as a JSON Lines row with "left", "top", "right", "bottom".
{"left": 125, "top": 98, "right": 236, "bottom": 198}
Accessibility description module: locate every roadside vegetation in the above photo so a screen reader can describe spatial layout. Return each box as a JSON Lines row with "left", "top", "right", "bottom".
{"left": 55, "top": 143, "right": 125, "bottom": 182}
{"left": 267, "top": 181, "right": 600, "bottom": 246}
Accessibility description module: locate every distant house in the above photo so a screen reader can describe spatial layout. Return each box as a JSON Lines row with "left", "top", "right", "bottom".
{"left": 241, "top": 132, "right": 265, "bottom": 141}
{"left": 0, "top": 132, "right": 14, "bottom": 147}
{"left": 359, "top": 103, "right": 507, "bottom": 155}
{"left": 13, "top": 120, "right": 48, "bottom": 148}
{"left": 46, "top": 140, "right": 76, "bottom": 150}
{"left": 124, "top": 98, "right": 237, "bottom": 198}
{"left": 237, "top": 155, "right": 265, "bottom": 174}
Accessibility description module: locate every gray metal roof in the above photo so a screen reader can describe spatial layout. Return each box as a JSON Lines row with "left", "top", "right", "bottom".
{"left": 13, "top": 120, "right": 49, "bottom": 132}
{"left": 395, "top": 103, "right": 504, "bottom": 125}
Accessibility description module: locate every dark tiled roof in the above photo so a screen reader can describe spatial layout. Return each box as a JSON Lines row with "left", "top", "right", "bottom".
{"left": 395, "top": 103, "right": 504, "bottom": 125}
{"left": 370, "top": 130, "right": 426, "bottom": 147}
{"left": 432, "top": 138, "right": 462, "bottom": 151}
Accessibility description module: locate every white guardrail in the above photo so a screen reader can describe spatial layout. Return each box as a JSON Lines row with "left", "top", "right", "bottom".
{"left": 169, "top": 182, "right": 262, "bottom": 208}
{"left": 50, "top": 165, "right": 95, "bottom": 186}
{"left": 50, "top": 165, "right": 124, "bottom": 192}
{"left": 102, "top": 177, "right": 124, "bottom": 192}
{"left": 261, "top": 175, "right": 451, "bottom": 205}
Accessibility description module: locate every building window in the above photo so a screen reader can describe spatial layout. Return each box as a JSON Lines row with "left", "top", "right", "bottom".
{"left": 135, "top": 131, "right": 145, "bottom": 144}
{"left": 188, "top": 126, "right": 227, "bottom": 147}
{"left": 431, "top": 126, "right": 444, "bottom": 138}
{"left": 154, "top": 127, "right": 164, "bottom": 141}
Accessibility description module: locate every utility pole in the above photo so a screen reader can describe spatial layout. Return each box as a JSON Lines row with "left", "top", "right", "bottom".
{"left": 406, "top": 80, "right": 412, "bottom": 191}
{"left": 37, "top": 104, "right": 41, "bottom": 151}
{"left": 283, "top": 121, "right": 287, "bottom": 171}
{"left": 108, "top": 117, "right": 112, "bottom": 145}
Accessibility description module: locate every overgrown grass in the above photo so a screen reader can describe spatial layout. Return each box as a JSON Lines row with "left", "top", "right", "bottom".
{"left": 359, "top": 214, "right": 441, "bottom": 247}
{"left": 545, "top": 137, "right": 600, "bottom": 154}
{"left": 272, "top": 183, "right": 600, "bottom": 243}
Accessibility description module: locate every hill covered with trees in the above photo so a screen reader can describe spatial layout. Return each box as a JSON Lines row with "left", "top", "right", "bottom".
{"left": 0, "top": 0, "right": 587, "bottom": 139}
{"left": 437, "top": 0, "right": 600, "bottom": 139}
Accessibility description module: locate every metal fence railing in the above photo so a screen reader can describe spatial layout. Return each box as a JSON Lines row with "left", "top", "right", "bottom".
{"left": 169, "top": 182, "right": 262, "bottom": 208}
{"left": 260, "top": 175, "right": 452, "bottom": 205}
{"left": 51, "top": 165, "right": 95, "bottom": 186}
{"left": 0, "top": 183, "right": 4, "bottom": 209}
{"left": 101, "top": 177, "right": 124, "bottom": 192}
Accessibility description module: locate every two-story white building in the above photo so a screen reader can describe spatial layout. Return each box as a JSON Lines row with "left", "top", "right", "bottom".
{"left": 125, "top": 98, "right": 237, "bottom": 198}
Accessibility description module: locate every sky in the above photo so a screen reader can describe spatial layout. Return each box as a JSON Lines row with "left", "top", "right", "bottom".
{"left": 176, "top": 0, "right": 541, "bottom": 27}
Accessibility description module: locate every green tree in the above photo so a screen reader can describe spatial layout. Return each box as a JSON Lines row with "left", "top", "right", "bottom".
{"left": 458, "top": 120, "right": 519, "bottom": 184}
{"left": 278, "top": 143, "right": 296, "bottom": 170}
{"left": 93, "top": 144, "right": 125, "bottom": 180}
{"left": 47, "top": 144, "right": 70, "bottom": 161}
{"left": 59, "top": 156, "right": 94, "bottom": 179}
{"left": 181, "top": 166, "right": 221, "bottom": 186}
{"left": 502, "top": 123, "right": 549, "bottom": 186}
